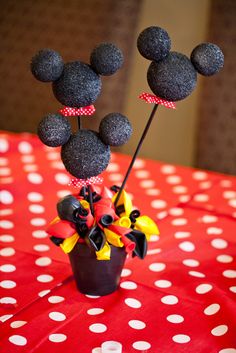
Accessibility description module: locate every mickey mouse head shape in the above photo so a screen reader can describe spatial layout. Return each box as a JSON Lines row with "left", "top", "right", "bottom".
{"left": 31, "top": 44, "right": 132, "bottom": 179}
{"left": 137, "top": 26, "right": 224, "bottom": 101}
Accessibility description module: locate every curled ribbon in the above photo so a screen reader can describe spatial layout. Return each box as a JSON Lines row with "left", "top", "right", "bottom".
{"left": 59, "top": 105, "right": 96, "bottom": 116}
{"left": 139, "top": 92, "right": 176, "bottom": 109}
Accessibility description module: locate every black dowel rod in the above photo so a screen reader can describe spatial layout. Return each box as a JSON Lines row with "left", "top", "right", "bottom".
{"left": 88, "top": 185, "right": 94, "bottom": 216}
{"left": 77, "top": 116, "right": 81, "bottom": 130}
{"left": 114, "top": 104, "right": 159, "bottom": 207}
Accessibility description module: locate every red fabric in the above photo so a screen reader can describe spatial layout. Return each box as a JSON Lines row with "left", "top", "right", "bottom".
{"left": 139, "top": 92, "right": 176, "bottom": 109}
{"left": 0, "top": 131, "right": 236, "bottom": 353}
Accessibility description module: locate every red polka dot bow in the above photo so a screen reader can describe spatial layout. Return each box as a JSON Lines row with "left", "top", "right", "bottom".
{"left": 139, "top": 93, "right": 176, "bottom": 109}
{"left": 69, "top": 176, "right": 104, "bottom": 188}
{"left": 59, "top": 105, "right": 96, "bottom": 117}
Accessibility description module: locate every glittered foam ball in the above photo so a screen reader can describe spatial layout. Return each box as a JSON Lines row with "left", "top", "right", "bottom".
{"left": 147, "top": 52, "right": 197, "bottom": 101}
{"left": 31, "top": 49, "right": 64, "bottom": 82}
{"left": 53, "top": 61, "right": 102, "bottom": 107}
{"left": 191, "top": 43, "right": 224, "bottom": 76}
{"left": 137, "top": 26, "right": 171, "bottom": 62}
{"left": 90, "top": 43, "right": 124, "bottom": 75}
{"left": 99, "top": 113, "right": 132, "bottom": 146}
{"left": 61, "top": 130, "right": 110, "bottom": 179}
{"left": 37, "top": 114, "right": 71, "bottom": 147}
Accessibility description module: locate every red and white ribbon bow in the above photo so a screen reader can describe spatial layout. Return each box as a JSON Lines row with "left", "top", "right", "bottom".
{"left": 59, "top": 105, "right": 96, "bottom": 117}
{"left": 69, "top": 176, "right": 104, "bottom": 188}
{"left": 139, "top": 93, "right": 176, "bottom": 109}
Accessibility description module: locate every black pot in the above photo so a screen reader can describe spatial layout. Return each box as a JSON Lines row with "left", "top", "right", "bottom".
{"left": 68, "top": 243, "right": 127, "bottom": 296}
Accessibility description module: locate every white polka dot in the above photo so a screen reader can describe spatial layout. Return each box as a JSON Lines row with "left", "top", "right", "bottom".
{"left": 21, "top": 155, "right": 35, "bottom": 163}
{"left": 149, "top": 235, "right": 159, "bottom": 242}
{"left": 92, "top": 348, "right": 101, "bottom": 353}
{"left": 228, "top": 199, "right": 236, "bottom": 208}
{"left": 174, "top": 231, "right": 191, "bottom": 239}
{"left": 172, "top": 186, "right": 188, "bottom": 194}
{"left": 10, "top": 321, "right": 27, "bottom": 328}
{"left": 18, "top": 141, "right": 33, "bottom": 154}
{"left": 29, "top": 204, "right": 45, "bottom": 214}
{"left": 207, "top": 227, "right": 223, "bottom": 235}
{"left": 106, "top": 162, "right": 119, "bottom": 172}
{"left": 223, "top": 270, "right": 236, "bottom": 278}
{"left": 0, "top": 190, "right": 13, "bottom": 204}
{"left": 31, "top": 218, "right": 46, "bottom": 226}
{"left": 161, "top": 165, "right": 176, "bottom": 174}
{"left": 55, "top": 173, "right": 70, "bottom": 185}
{"left": 47, "top": 151, "right": 60, "bottom": 160}
{"left": 57, "top": 190, "right": 71, "bottom": 198}
{"left": 23, "top": 164, "right": 38, "bottom": 172}
{"left": 129, "top": 320, "right": 146, "bottom": 330}
{"left": 154, "top": 280, "right": 172, "bottom": 288}
{"left": 89, "top": 323, "right": 107, "bottom": 333}
{"left": 38, "top": 289, "right": 51, "bottom": 297}
{"left": 178, "top": 195, "right": 191, "bottom": 203}
{"left": 0, "top": 167, "right": 11, "bottom": 176}
{"left": 145, "top": 188, "right": 161, "bottom": 196}
{"left": 169, "top": 208, "right": 184, "bottom": 216}
{"left": 172, "top": 218, "right": 188, "bottom": 226}
{"left": 133, "top": 159, "right": 145, "bottom": 169}
{"left": 27, "top": 173, "right": 43, "bottom": 184}
{"left": 35, "top": 256, "right": 52, "bottom": 266}
{"left": 161, "top": 295, "right": 178, "bottom": 305}
{"left": 0, "top": 264, "right": 16, "bottom": 272}
{"left": 32, "top": 230, "right": 47, "bottom": 238}
{"left": 147, "top": 248, "right": 161, "bottom": 255}
{"left": 120, "top": 281, "right": 137, "bottom": 289}
{"left": 0, "top": 234, "right": 14, "bottom": 242}
{"left": 85, "top": 295, "right": 100, "bottom": 299}
{"left": 211, "top": 238, "right": 228, "bottom": 249}
{"left": 0, "top": 280, "right": 16, "bottom": 289}
{"left": 0, "top": 247, "right": 15, "bottom": 256}
{"left": 87, "top": 308, "right": 104, "bottom": 315}
{"left": 0, "top": 138, "right": 9, "bottom": 152}
{"left": 0, "top": 157, "right": 8, "bottom": 165}
{"left": 51, "top": 161, "right": 65, "bottom": 170}
{"left": 1, "top": 177, "right": 14, "bottom": 184}
{"left": 121, "top": 268, "right": 132, "bottom": 277}
{"left": 0, "top": 220, "right": 14, "bottom": 229}
{"left": 167, "top": 315, "right": 184, "bottom": 323}
{"left": 149, "top": 263, "right": 166, "bottom": 272}
{"left": 223, "top": 191, "right": 236, "bottom": 199}
{"left": 188, "top": 271, "right": 205, "bottom": 278}
{"left": 27, "top": 192, "right": 43, "bottom": 202}
{"left": 219, "top": 349, "right": 236, "bottom": 353}
{"left": 193, "top": 194, "right": 209, "bottom": 202}
{"left": 1, "top": 297, "right": 17, "bottom": 304}
{"left": 48, "top": 296, "right": 65, "bottom": 304}
{"left": 211, "top": 325, "right": 228, "bottom": 336}
{"left": 216, "top": 255, "right": 233, "bottom": 263}
{"left": 199, "top": 181, "right": 212, "bottom": 189}
{"left": 125, "top": 298, "right": 142, "bottom": 308}
{"left": 204, "top": 303, "right": 220, "bottom": 315}
{"left": 192, "top": 171, "right": 207, "bottom": 180}
{"left": 0, "top": 314, "right": 13, "bottom": 322}
{"left": 151, "top": 199, "right": 167, "bottom": 209}
{"left": 166, "top": 175, "right": 182, "bottom": 185}
{"left": 201, "top": 215, "right": 218, "bottom": 223}
{"left": 108, "top": 173, "right": 123, "bottom": 182}
{"left": 49, "top": 334, "right": 67, "bottom": 343}
{"left": 37, "top": 274, "right": 53, "bottom": 283}
{"left": 172, "top": 334, "right": 190, "bottom": 343}
{"left": 182, "top": 259, "right": 200, "bottom": 267}
{"left": 139, "top": 180, "right": 155, "bottom": 188}
{"left": 229, "top": 286, "right": 236, "bottom": 293}
{"left": 9, "top": 335, "right": 27, "bottom": 346}
{"left": 132, "top": 341, "right": 151, "bottom": 350}
{"left": 156, "top": 211, "right": 168, "bottom": 219}
{"left": 135, "top": 170, "right": 150, "bottom": 178}
{"left": 49, "top": 311, "right": 66, "bottom": 321}
{"left": 179, "top": 241, "right": 195, "bottom": 252}
{"left": 34, "top": 244, "right": 50, "bottom": 252}
{"left": 196, "top": 283, "right": 213, "bottom": 294}
{"left": 0, "top": 209, "right": 13, "bottom": 216}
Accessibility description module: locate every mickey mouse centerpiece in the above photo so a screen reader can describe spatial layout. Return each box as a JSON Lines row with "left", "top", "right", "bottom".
{"left": 31, "top": 42, "right": 158, "bottom": 296}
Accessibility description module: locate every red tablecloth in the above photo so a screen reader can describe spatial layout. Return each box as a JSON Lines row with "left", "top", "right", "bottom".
{"left": 0, "top": 131, "right": 236, "bottom": 353}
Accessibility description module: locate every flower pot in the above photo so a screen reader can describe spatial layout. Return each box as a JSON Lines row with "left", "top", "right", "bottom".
{"left": 68, "top": 243, "right": 127, "bottom": 296}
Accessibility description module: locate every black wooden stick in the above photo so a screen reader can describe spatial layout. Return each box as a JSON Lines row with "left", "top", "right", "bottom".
{"left": 77, "top": 115, "right": 81, "bottom": 130}
{"left": 88, "top": 185, "right": 94, "bottom": 216}
{"left": 114, "top": 104, "right": 159, "bottom": 207}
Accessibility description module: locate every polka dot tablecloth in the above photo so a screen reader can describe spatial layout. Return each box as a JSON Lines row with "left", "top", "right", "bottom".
{"left": 0, "top": 131, "right": 236, "bottom": 353}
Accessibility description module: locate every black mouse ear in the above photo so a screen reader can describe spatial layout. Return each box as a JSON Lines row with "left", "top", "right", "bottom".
{"left": 137, "top": 26, "right": 171, "bottom": 62}
{"left": 191, "top": 43, "right": 224, "bottom": 76}
{"left": 99, "top": 113, "right": 132, "bottom": 146}
{"left": 90, "top": 43, "right": 124, "bottom": 76}
{"left": 37, "top": 114, "right": 71, "bottom": 147}
{"left": 31, "top": 49, "right": 64, "bottom": 82}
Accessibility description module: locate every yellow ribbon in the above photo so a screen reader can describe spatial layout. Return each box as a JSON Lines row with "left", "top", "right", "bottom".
{"left": 104, "top": 228, "right": 124, "bottom": 248}
{"left": 95, "top": 241, "right": 111, "bottom": 260}
{"left": 60, "top": 232, "right": 79, "bottom": 253}
{"left": 112, "top": 189, "right": 132, "bottom": 217}
{"left": 134, "top": 215, "right": 159, "bottom": 240}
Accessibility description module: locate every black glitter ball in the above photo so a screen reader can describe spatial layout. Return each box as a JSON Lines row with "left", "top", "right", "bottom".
{"left": 31, "top": 49, "right": 64, "bottom": 82}
{"left": 90, "top": 43, "right": 124, "bottom": 76}
{"left": 61, "top": 130, "right": 110, "bottom": 179}
{"left": 52, "top": 61, "right": 102, "bottom": 107}
{"left": 99, "top": 113, "right": 132, "bottom": 146}
{"left": 191, "top": 43, "right": 224, "bottom": 76}
{"left": 37, "top": 114, "right": 71, "bottom": 147}
{"left": 137, "top": 26, "right": 171, "bottom": 62}
{"left": 147, "top": 52, "right": 197, "bottom": 101}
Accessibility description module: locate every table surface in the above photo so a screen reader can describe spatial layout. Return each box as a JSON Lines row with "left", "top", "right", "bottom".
{"left": 0, "top": 131, "right": 236, "bottom": 353}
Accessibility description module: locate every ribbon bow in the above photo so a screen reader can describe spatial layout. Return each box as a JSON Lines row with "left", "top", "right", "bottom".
{"left": 139, "top": 92, "right": 176, "bottom": 109}
{"left": 59, "top": 105, "right": 96, "bottom": 117}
